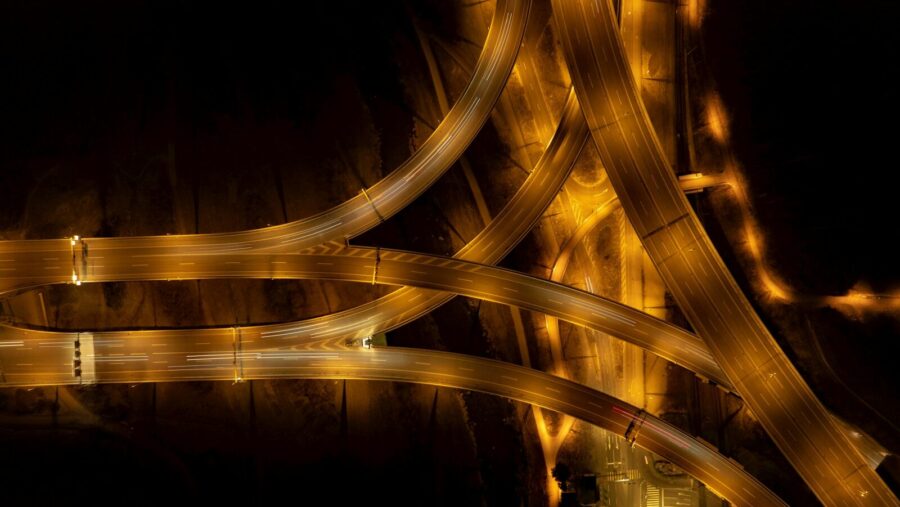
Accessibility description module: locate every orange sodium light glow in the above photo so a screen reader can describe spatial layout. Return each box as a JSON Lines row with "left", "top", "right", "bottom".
{"left": 705, "top": 93, "right": 729, "bottom": 143}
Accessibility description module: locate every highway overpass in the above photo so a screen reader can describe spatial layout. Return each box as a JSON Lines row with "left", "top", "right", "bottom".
{"left": 552, "top": 0, "right": 897, "bottom": 504}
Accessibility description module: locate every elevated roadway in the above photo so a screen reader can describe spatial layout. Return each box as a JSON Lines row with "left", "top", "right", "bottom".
{"left": 551, "top": 0, "right": 897, "bottom": 504}
{"left": 0, "top": 336, "right": 784, "bottom": 507}
{"left": 0, "top": 0, "right": 529, "bottom": 262}
{"left": 0, "top": 166, "right": 877, "bottom": 471}
{"left": 0, "top": 246, "right": 728, "bottom": 388}
{"left": 0, "top": 89, "right": 590, "bottom": 353}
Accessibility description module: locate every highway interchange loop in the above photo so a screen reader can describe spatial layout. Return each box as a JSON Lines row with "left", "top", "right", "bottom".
{"left": 1, "top": 0, "right": 896, "bottom": 505}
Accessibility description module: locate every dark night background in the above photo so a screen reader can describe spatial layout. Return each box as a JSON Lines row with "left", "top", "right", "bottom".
{"left": 703, "top": 0, "right": 900, "bottom": 294}
{"left": 1, "top": 0, "right": 899, "bottom": 503}
{"left": 0, "top": 0, "right": 423, "bottom": 232}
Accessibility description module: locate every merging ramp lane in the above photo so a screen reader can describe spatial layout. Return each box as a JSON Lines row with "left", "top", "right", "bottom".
{"left": 0, "top": 246, "right": 729, "bottom": 388}
{"left": 0, "top": 91, "right": 590, "bottom": 361}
